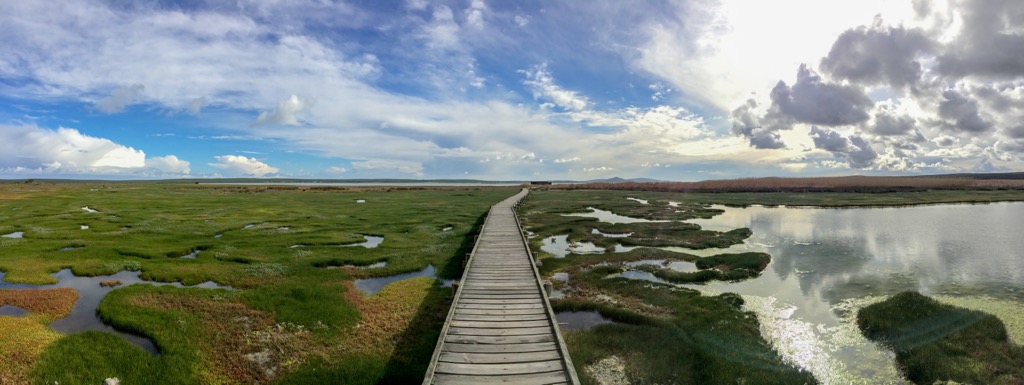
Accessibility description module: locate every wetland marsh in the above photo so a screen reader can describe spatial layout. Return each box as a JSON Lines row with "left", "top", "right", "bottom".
{"left": 0, "top": 182, "right": 511, "bottom": 384}
{"left": 3, "top": 182, "right": 1024, "bottom": 384}
{"left": 526, "top": 189, "right": 1024, "bottom": 385}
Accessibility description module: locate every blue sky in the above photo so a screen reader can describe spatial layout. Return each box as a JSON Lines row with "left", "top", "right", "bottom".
{"left": 2, "top": 0, "right": 1023, "bottom": 180}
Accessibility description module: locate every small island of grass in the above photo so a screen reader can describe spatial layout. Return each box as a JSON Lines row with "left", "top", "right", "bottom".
{"left": 637, "top": 252, "right": 771, "bottom": 284}
{"left": 857, "top": 291, "right": 1024, "bottom": 385}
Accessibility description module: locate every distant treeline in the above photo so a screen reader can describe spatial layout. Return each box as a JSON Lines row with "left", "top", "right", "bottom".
{"left": 555, "top": 176, "right": 1024, "bottom": 193}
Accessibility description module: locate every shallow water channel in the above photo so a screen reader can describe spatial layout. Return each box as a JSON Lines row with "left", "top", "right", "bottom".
{"left": 666, "top": 202, "right": 1024, "bottom": 385}
{"left": 555, "top": 310, "right": 616, "bottom": 330}
{"left": 0, "top": 269, "right": 232, "bottom": 355}
{"left": 352, "top": 264, "right": 455, "bottom": 296}
{"left": 562, "top": 207, "right": 668, "bottom": 224}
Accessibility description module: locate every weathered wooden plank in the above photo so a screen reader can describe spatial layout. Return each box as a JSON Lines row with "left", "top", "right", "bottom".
{"left": 447, "top": 326, "right": 552, "bottom": 336}
{"left": 449, "top": 319, "right": 552, "bottom": 328}
{"left": 459, "top": 292, "right": 541, "bottom": 298}
{"left": 438, "top": 350, "right": 562, "bottom": 364}
{"left": 459, "top": 290, "right": 539, "bottom": 295}
{"left": 464, "top": 277, "right": 536, "bottom": 282}
{"left": 444, "top": 334, "right": 554, "bottom": 344}
{"left": 467, "top": 269, "right": 533, "bottom": 272}
{"left": 460, "top": 288, "right": 539, "bottom": 293}
{"left": 431, "top": 371, "right": 569, "bottom": 385}
{"left": 458, "top": 298, "right": 542, "bottom": 304}
{"left": 441, "top": 342, "right": 557, "bottom": 354}
{"left": 456, "top": 303, "right": 544, "bottom": 310}
{"left": 454, "top": 308, "right": 547, "bottom": 316}
{"left": 435, "top": 360, "right": 566, "bottom": 376}
{"left": 453, "top": 313, "right": 550, "bottom": 322}
{"left": 462, "top": 281, "right": 536, "bottom": 285}
{"left": 461, "top": 287, "right": 538, "bottom": 292}
{"left": 459, "top": 287, "right": 538, "bottom": 293}
{"left": 458, "top": 296, "right": 542, "bottom": 302}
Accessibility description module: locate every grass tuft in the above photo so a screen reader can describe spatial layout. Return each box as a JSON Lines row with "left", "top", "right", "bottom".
{"left": 244, "top": 263, "right": 288, "bottom": 277}
{"left": 857, "top": 291, "right": 1024, "bottom": 385}
{"left": 103, "top": 260, "right": 142, "bottom": 273}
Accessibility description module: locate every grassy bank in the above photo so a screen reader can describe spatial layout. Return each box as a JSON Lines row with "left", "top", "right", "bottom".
{"left": 543, "top": 259, "right": 813, "bottom": 384}
{"left": 0, "top": 288, "right": 76, "bottom": 384}
{"left": 857, "top": 291, "right": 1024, "bottom": 385}
{"left": 0, "top": 182, "right": 514, "bottom": 384}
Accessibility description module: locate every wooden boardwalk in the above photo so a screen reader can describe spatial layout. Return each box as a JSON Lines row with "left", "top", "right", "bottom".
{"left": 423, "top": 188, "right": 579, "bottom": 385}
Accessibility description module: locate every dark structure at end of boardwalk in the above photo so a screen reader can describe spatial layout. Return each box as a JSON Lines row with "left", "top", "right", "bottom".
{"left": 423, "top": 188, "right": 579, "bottom": 385}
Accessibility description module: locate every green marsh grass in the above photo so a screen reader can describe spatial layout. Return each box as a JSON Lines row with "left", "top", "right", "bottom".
{"left": 0, "top": 182, "right": 513, "bottom": 383}
{"left": 857, "top": 291, "right": 1024, "bottom": 385}
{"left": 0, "top": 288, "right": 77, "bottom": 384}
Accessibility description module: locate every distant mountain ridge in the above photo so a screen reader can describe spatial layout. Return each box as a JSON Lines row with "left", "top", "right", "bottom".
{"left": 913, "top": 172, "right": 1024, "bottom": 180}
{"left": 582, "top": 177, "right": 665, "bottom": 183}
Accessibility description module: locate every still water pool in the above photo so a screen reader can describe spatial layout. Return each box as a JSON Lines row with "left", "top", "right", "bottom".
{"left": 683, "top": 202, "right": 1024, "bottom": 385}
{"left": 0, "top": 270, "right": 232, "bottom": 355}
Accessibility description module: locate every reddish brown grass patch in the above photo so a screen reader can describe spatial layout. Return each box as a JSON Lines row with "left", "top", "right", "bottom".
{"left": 127, "top": 293, "right": 313, "bottom": 384}
{"left": 339, "top": 277, "right": 436, "bottom": 357}
{"left": 0, "top": 288, "right": 78, "bottom": 320}
{"left": 0, "top": 316, "right": 62, "bottom": 384}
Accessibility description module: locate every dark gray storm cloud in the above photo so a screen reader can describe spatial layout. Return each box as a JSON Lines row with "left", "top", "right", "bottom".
{"left": 935, "top": 0, "right": 1024, "bottom": 78}
{"left": 971, "top": 84, "right": 1021, "bottom": 112}
{"left": 809, "top": 126, "right": 878, "bottom": 168}
{"left": 1007, "top": 125, "right": 1024, "bottom": 139}
{"left": 938, "top": 89, "right": 992, "bottom": 132}
{"left": 933, "top": 135, "right": 957, "bottom": 147}
{"left": 970, "top": 83, "right": 1024, "bottom": 140}
{"left": 997, "top": 139, "right": 1024, "bottom": 153}
{"left": 769, "top": 65, "right": 874, "bottom": 126}
{"left": 809, "top": 125, "right": 850, "bottom": 152}
{"left": 870, "top": 106, "right": 917, "bottom": 136}
{"left": 729, "top": 0, "right": 1024, "bottom": 171}
{"left": 730, "top": 99, "right": 786, "bottom": 149}
{"left": 730, "top": 65, "right": 873, "bottom": 150}
{"left": 820, "top": 19, "right": 935, "bottom": 88}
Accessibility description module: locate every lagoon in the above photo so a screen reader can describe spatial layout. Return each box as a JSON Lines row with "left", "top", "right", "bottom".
{"left": 681, "top": 202, "right": 1024, "bottom": 385}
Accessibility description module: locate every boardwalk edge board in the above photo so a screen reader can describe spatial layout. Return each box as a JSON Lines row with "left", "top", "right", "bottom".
{"left": 422, "top": 188, "right": 580, "bottom": 385}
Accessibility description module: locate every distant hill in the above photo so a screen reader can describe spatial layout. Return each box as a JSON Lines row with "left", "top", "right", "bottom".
{"left": 583, "top": 177, "right": 665, "bottom": 183}
{"left": 173, "top": 178, "right": 524, "bottom": 184}
{"left": 913, "top": 172, "right": 1024, "bottom": 180}
{"left": 559, "top": 174, "right": 1024, "bottom": 193}
{"left": 0, "top": 178, "right": 527, "bottom": 185}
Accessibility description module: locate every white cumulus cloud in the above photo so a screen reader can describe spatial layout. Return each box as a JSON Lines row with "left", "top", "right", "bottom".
{"left": 208, "top": 155, "right": 279, "bottom": 177}
{"left": 254, "top": 95, "right": 305, "bottom": 126}
{"left": 465, "top": 0, "right": 487, "bottom": 29}
{"left": 0, "top": 124, "right": 188, "bottom": 177}
{"left": 145, "top": 155, "right": 191, "bottom": 175}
